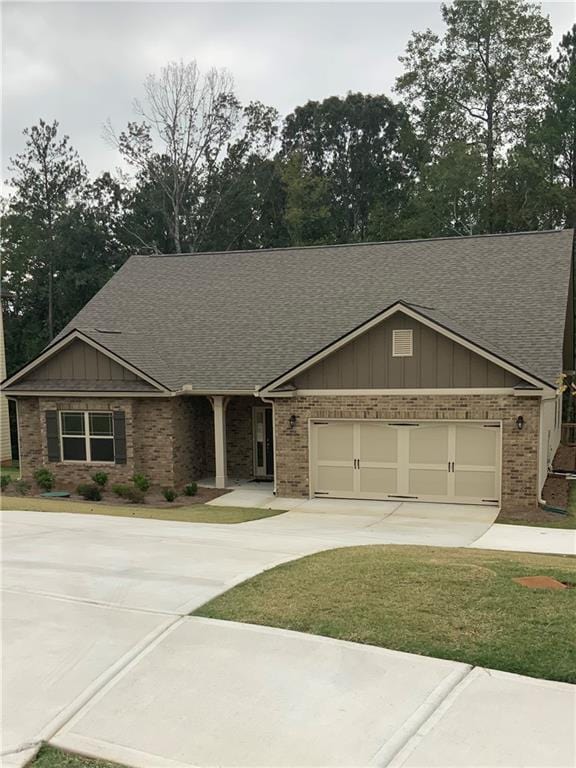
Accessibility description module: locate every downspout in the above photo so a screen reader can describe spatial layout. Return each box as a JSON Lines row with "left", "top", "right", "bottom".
{"left": 257, "top": 386, "right": 278, "bottom": 496}
{"left": 537, "top": 396, "right": 547, "bottom": 508}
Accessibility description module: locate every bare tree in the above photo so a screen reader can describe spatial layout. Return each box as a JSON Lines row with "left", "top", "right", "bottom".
{"left": 106, "top": 60, "right": 278, "bottom": 253}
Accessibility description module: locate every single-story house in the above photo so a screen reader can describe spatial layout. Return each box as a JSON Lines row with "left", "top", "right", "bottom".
{"left": 2, "top": 229, "right": 573, "bottom": 514}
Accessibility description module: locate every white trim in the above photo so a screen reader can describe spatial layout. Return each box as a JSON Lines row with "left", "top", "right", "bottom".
{"left": 294, "top": 388, "right": 521, "bottom": 397}
{"left": 59, "top": 410, "right": 115, "bottom": 464}
{"left": 252, "top": 405, "right": 274, "bottom": 478}
{"left": 259, "top": 303, "right": 554, "bottom": 395}
{"left": 7, "top": 390, "right": 172, "bottom": 398}
{"left": 179, "top": 388, "right": 256, "bottom": 396}
{"left": 2, "top": 330, "right": 168, "bottom": 392}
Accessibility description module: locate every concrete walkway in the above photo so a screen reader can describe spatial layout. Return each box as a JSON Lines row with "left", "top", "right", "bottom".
{"left": 1, "top": 508, "right": 574, "bottom": 767}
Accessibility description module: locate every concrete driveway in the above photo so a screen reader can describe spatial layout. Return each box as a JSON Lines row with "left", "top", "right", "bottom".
{"left": 2, "top": 508, "right": 574, "bottom": 767}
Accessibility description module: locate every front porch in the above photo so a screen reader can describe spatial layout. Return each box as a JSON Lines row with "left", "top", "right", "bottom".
{"left": 187, "top": 395, "right": 274, "bottom": 490}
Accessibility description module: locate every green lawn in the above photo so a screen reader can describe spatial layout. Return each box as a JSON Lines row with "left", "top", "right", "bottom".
{"left": 196, "top": 545, "right": 576, "bottom": 683}
{"left": 29, "top": 745, "right": 126, "bottom": 768}
{"left": 0, "top": 461, "right": 20, "bottom": 480}
{"left": 0, "top": 495, "right": 283, "bottom": 524}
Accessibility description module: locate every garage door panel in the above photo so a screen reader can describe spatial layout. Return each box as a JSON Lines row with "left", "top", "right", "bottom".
{"left": 358, "top": 467, "right": 397, "bottom": 494}
{"left": 455, "top": 425, "right": 498, "bottom": 466}
{"left": 316, "top": 423, "right": 354, "bottom": 462}
{"left": 358, "top": 424, "right": 397, "bottom": 463}
{"left": 454, "top": 470, "right": 497, "bottom": 499}
{"left": 409, "top": 468, "right": 448, "bottom": 496}
{"left": 316, "top": 466, "right": 355, "bottom": 493}
{"left": 409, "top": 424, "right": 450, "bottom": 464}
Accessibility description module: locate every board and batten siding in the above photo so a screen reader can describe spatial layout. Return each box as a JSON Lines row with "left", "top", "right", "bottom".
{"left": 292, "top": 314, "right": 524, "bottom": 390}
{"left": 29, "top": 339, "right": 140, "bottom": 382}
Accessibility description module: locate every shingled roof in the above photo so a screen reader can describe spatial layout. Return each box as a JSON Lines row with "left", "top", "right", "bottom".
{"left": 43, "top": 229, "right": 574, "bottom": 391}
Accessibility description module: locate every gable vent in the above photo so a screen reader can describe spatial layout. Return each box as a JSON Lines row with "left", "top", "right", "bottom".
{"left": 392, "top": 329, "right": 413, "bottom": 357}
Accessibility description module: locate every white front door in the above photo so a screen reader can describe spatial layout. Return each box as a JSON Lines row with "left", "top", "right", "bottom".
{"left": 310, "top": 420, "right": 500, "bottom": 505}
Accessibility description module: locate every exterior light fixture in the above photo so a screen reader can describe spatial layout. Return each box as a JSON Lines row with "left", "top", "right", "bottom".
{"left": 516, "top": 415, "right": 525, "bottom": 431}
{"left": 289, "top": 414, "right": 297, "bottom": 430}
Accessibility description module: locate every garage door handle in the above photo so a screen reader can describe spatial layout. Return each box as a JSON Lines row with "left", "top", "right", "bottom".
{"left": 447, "top": 462, "right": 455, "bottom": 472}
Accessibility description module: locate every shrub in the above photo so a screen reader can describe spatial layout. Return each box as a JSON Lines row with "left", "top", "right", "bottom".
{"left": 132, "top": 473, "right": 151, "bottom": 493}
{"left": 112, "top": 483, "right": 144, "bottom": 504}
{"left": 184, "top": 482, "right": 197, "bottom": 497}
{"left": 77, "top": 483, "right": 102, "bottom": 501}
{"left": 1, "top": 474, "right": 10, "bottom": 491}
{"left": 91, "top": 471, "right": 108, "bottom": 488}
{"left": 163, "top": 488, "right": 177, "bottom": 502}
{"left": 14, "top": 479, "right": 31, "bottom": 495}
{"left": 34, "top": 467, "right": 55, "bottom": 491}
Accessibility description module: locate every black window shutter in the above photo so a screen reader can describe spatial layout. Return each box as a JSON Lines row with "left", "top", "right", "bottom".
{"left": 113, "top": 410, "right": 127, "bottom": 464}
{"left": 45, "top": 411, "right": 61, "bottom": 462}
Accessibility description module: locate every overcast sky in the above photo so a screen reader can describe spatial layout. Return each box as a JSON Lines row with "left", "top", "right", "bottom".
{"left": 3, "top": 1, "right": 575, "bottom": 178}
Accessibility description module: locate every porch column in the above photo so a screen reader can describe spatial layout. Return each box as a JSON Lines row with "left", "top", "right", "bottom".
{"left": 210, "top": 396, "right": 229, "bottom": 488}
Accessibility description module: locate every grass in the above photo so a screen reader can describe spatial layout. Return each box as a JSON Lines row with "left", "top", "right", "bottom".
{"left": 0, "top": 495, "right": 284, "bottom": 524}
{"left": 0, "top": 461, "right": 20, "bottom": 480}
{"left": 29, "top": 745, "right": 126, "bottom": 768}
{"left": 195, "top": 544, "right": 576, "bottom": 683}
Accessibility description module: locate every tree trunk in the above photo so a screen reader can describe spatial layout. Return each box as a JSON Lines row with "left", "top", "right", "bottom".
{"left": 486, "top": 100, "right": 494, "bottom": 233}
{"left": 47, "top": 261, "right": 54, "bottom": 340}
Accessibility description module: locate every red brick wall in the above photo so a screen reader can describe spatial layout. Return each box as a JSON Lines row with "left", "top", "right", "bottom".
{"left": 15, "top": 394, "right": 256, "bottom": 493}
{"left": 274, "top": 394, "right": 540, "bottom": 512}
{"left": 226, "top": 397, "right": 255, "bottom": 479}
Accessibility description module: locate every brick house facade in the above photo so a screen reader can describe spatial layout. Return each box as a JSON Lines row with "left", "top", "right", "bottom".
{"left": 3, "top": 230, "right": 571, "bottom": 516}
{"left": 273, "top": 394, "right": 541, "bottom": 512}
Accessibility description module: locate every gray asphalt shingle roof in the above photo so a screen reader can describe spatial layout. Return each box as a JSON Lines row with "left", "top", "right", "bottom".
{"left": 54, "top": 229, "right": 573, "bottom": 390}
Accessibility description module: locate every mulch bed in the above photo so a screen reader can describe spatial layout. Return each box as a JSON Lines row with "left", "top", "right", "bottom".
{"left": 2, "top": 484, "right": 228, "bottom": 508}
{"left": 496, "top": 444, "right": 574, "bottom": 525}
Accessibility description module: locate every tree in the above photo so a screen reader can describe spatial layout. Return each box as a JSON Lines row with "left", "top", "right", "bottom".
{"left": 399, "top": 142, "right": 485, "bottom": 238}
{"left": 281, "top": 93, "right": 415, "bottom": 243}
{"left": 396, "top": 0, "right": 552, "bottom": 231}
{"left": 281, "top": 153, "right": 331, "bottom": 245}
{"left": 2, "top": 126, "right": 129, "bottom": 373}
{"left": 106, "top": 60, "right": 279, "bottom": 253}
{"left": 7, "top": 120, "right": 87, "bottom": 339}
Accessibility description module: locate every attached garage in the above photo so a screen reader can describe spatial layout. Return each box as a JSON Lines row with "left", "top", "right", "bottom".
{"left": 310, "top": 419, "right": 501, "bottom": 505}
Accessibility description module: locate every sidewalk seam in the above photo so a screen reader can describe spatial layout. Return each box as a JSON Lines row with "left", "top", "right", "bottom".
{"left": 370, "top": 664, "right": 474, "bottom": 767}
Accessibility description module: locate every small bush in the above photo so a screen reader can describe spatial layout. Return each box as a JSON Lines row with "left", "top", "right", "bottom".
{"left": 34, "top": 467, "right": 55, "bottom": 491}
{"left": 163, "top": 488, "right": 177, "bottom": 502}
{"left": 91, "top": 471, "right": 108, "bottom": 487}
{"left": 184, "top": 482, "right": 198, "bottom": 497}
{"left": 132, "top": 473, "right": 151, "bottom": 493}
{"left": 77, "top": 483, "right": 102, "bottom": 501}
{"left": 14, "top": 479, "right": 31, "bottom": 496}
{"left": 112, "top": 483, "right": 144, "bottom": 504}
{"left": 1, "top": 475, "right": 10, "bottom": 491}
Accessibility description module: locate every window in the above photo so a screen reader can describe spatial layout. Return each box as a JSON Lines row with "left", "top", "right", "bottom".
{"left": 60, "top": 411, "right": 114, "bottom": 462}
{"left": 392, "top": 329, "right": 413, "bottom": 357}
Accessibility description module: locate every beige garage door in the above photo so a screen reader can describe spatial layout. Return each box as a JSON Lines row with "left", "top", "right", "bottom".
{"left": 310, "top": 420, "right": 500, "bottom": 504}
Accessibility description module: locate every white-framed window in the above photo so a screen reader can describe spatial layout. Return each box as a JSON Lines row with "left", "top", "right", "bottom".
{"left": 60, "top": 411, "right": 114, "bottom": 463}
{"left": 392, "top": 329, "right": 413, "bottom": 357}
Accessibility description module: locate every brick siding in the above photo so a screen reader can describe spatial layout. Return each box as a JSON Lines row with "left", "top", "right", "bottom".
{"left": 15, "top": 394, "right": 254, "bottom": 492}
{"left": 273, "top": 394, "right": 541, "bottom": 512}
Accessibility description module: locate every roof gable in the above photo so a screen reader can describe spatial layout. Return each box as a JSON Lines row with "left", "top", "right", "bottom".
{"left": 3, "top": 331, "right": 167, "bottom": 392}
{"left": 262, "top": 303, "right": 539, "bottom": 393}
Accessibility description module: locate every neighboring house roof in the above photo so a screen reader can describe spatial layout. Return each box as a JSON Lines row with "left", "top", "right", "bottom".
{"left": 6, "top": 229, "right": 575, "bottom": 392}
